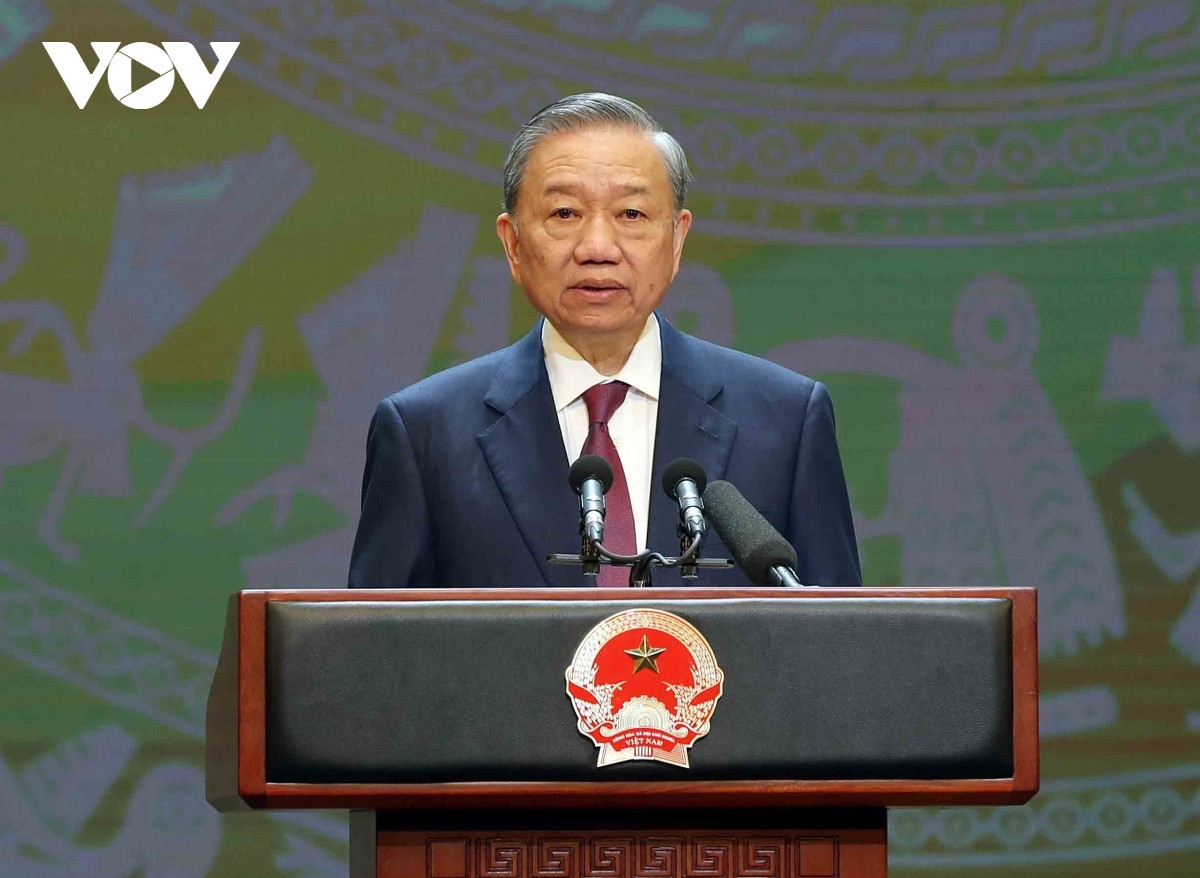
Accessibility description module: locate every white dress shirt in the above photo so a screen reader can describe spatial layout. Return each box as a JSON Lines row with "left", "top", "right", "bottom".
{"left": 542, "top": 314, "right": 661, "bottom": 552}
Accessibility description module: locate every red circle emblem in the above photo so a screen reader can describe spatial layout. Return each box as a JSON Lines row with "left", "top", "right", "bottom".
{"left": 565, "top": 609, "right": 724, "bottom": 768}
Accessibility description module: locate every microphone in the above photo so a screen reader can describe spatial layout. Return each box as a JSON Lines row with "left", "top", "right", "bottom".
{"left": 702, "top": 480, "right": 806, "bottom": 587}
{"left": 569, "top": 455, "right": 614, "bottom": 544}
{"left": 661, "top": 458, "right": 708, "bottom": 539}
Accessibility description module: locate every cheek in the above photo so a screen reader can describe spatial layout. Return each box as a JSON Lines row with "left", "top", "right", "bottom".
{"left": 522, "top": 237, "right": 560, "bottom": 270}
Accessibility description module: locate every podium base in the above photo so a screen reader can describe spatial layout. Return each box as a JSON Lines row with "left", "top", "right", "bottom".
{"left": 351, "top": 808, "right": 887, "bottom": 878}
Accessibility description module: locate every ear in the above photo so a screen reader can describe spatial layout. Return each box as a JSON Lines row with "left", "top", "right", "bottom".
{"left": 496, "top": 213, "right": 522, "bottom": 285}
{"left": 670, "top": 209, "right": 692, "bottom": 280}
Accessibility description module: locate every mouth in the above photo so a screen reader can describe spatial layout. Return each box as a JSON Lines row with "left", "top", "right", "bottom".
{"left": 568, "top": 280, "right": 627, "bottom": 298}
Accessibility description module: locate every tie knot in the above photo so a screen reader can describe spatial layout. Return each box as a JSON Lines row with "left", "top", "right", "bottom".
{"left": 582, "top": 381, "right": 630, "bottom": 425}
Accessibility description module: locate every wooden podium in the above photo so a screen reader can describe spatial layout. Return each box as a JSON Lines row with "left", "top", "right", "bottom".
{"left": 206, "top": 588, "right": 1038, "bottom": 878}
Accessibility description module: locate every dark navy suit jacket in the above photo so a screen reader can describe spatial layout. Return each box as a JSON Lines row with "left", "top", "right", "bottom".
{"left": 348, "top": 317, "right": 861, "bottom": 588}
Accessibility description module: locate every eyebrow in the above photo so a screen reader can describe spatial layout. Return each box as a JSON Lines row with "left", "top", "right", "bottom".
{"left": 542, "top": 183, "right": 652, "bottom": 197}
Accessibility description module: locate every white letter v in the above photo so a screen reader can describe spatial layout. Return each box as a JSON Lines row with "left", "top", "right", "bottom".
{"left": 164, "top": 42, "right": 240, "bottom": 109}
{"left": 43, "top": 42, "right": 121, "bottom": 108}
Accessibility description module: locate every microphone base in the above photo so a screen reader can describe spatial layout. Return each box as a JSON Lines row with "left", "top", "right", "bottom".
{"left": 579, "top": 535, "right": 600, "bottom": 577}
{"left": 677, "top": 529, "right": 699, "bottom": 579}
{"left": 547, "top": 554, "right": 734, "bottom": 585}
{"left": 629, "top": 555, "right": 654, "bottom": 588}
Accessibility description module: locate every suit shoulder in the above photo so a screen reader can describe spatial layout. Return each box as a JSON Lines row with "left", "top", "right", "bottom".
{"left": 685, "top": 335, "right": 820, "bottom": 397}
{"left": 380, "top": 346, "right": 509, "bottom": 417}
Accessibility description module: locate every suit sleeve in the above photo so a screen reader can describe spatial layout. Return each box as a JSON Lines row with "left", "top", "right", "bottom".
{"left": 789, "top": 381, "right": 863, "bottom": 586}
{"left": 347, "top": 398, "right": 438, "bottom": 588}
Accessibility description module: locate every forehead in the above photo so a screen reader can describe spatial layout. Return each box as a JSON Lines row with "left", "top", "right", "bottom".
{"left": 521, "top": 125, "right": 671, "bottom": 197}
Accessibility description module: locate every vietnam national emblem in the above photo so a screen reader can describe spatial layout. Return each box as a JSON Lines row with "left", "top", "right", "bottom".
{"left": 565, "top": 609, "right": 724, "bottom": 768}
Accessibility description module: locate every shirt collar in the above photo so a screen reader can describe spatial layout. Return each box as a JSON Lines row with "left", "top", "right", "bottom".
{"left": 541, "top": 313, "right": 662, "bottom": 413}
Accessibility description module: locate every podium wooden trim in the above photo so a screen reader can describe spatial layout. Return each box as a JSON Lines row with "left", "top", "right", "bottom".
{"left": 206, "top": 587, "right": 1038, "bottom": 878}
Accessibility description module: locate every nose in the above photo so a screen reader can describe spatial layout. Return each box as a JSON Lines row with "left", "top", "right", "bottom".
{"left": 573, "top": 214, "right": 621, "bottom": 263}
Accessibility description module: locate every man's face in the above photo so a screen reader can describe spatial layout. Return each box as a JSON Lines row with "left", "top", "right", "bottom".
{"left": 497, "top": 126, "right": 692, "bottom": 348}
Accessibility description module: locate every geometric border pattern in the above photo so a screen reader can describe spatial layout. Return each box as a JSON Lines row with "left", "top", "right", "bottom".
{"left": 123, "top": 0, "right": 1200, "bottom": 244}
{"left": 891, "top": 763, "right": 1200, "bottom": 866}
{"left": 0, "top": 559, "right": 215, "bottom": 737}
{"left": 419, "top": 835, "right": 842, "bottom": 878}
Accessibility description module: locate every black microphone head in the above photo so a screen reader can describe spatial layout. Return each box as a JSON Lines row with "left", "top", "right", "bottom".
{"left": 702, "top": 480, "right": 798, "bottom": 585}
{"left": 661, "top": 457, "right": 708, "bottom": 498}
{"left": 569, "top": 454, "right": 614, "bottom": 494}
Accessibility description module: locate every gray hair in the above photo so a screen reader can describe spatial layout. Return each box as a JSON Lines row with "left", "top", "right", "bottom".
{"left": 502, "top": 93, "right": 691, "bottom": 215}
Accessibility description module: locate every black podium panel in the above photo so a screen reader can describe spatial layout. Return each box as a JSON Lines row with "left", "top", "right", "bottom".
{"left": 265, "top": 598, "right": 1012, "bottom": 783}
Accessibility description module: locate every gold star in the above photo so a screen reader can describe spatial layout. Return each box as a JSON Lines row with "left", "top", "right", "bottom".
{"left": 624, "top": 635, "right": 667, "bottom": 674}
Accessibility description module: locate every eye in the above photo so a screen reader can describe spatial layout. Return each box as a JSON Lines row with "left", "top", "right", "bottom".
{"left": 553, "top": 208, "right": 575, "bottom": 219}
{"left": 622, "top": 208, "right": 644, "bottom": 220}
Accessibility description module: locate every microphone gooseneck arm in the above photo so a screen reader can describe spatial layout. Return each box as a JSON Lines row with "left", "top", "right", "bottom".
{"left": 768, "top": 565, "right": 804, "bottom": 588}
{"left": 568, "top": 455, "right": 615, "bottom": 576}
{"left": 662, "top": 458, "right": 708, "bottom": 540}
{"left": 569, "top": 455, "right": 614, "bottom": 547}
{"left": 673, "top": 478, "right": 705, "bottom": 538}
{"left": 578, "top": 476, "right": 606, "bottom": 543}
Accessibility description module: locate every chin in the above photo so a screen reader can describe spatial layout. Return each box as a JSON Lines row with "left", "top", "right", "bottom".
{"left": 571, "top": 314, "right": 638, "bottom": 336}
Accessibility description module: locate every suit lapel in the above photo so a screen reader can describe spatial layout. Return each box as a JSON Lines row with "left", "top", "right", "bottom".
{"left": 647, "top": 319, "right": 738, "bottom": 553}
{"left": 477, "top": 323, "right": 580, "bottom": 585}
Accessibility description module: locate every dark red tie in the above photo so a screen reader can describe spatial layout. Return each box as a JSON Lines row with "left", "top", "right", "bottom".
{"left": 581, "top": 381, "right": 636, "bottom": 587}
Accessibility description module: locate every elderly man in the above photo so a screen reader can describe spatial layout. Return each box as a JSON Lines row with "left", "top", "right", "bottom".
{"left": 349, "top": 93, "right": 860, "bottom": 588}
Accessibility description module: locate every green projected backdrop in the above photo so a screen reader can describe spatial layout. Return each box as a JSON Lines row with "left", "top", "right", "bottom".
{"left": 2, "top": 1, "right": 1199, "bottom": 875}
